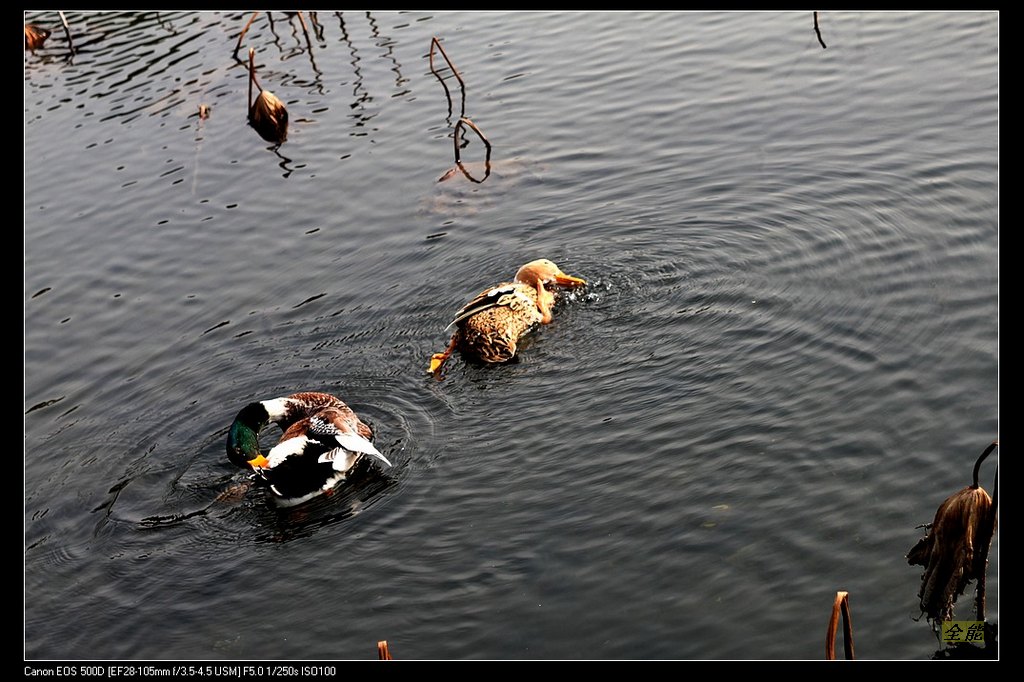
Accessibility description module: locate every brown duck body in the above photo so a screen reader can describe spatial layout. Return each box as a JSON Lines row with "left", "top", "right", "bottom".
{"left": 274, "top": 392, "right": 372, "bottom": 441}
{"left": 456, "top": 281, "right": 547, "bottom": 363}
{"left": 429, "top": 259, "right": 585, "bottom": 373}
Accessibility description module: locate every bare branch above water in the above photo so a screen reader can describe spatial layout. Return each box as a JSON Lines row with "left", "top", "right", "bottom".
{"left": 451, "top": 117, "right": 492, "bottom": 183}
{"left": 235, "top": 11, "right": 260, "bottom": 55}
{"left": 59, "top": 11, "right": 75, "bottom": 54}
{"left": 814, "top": 12, "right": 827, "bottom": 49}
{"left": 430, "top": 36, "right": 467, "bottom": 122}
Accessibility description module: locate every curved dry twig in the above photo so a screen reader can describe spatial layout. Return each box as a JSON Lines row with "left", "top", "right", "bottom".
{"left": 295, "top": 11, "right": 322, "bottom": 87}
{"left": 296, "top": 10, "right": 313, "bottom": 50}
{"left": 453, "top": 117, "right": 491, "bottom": 163}
{"left": 58, "top": 11, "right": 75, "bottom": 54}
{"left": 811, "top": 11, "right": 827, "bottom": 49}
{"left": 972, "top": 440, "right": 997, "bottom": 620}
{"left": 814, "top": 11, "right": 827, "bottom": 49}
{"left": 452, "top": 117, "right": 492, "bottom": 183}
{"left": 972, "top": 440, "right": 997, "bottom": 488}
{"left": 825, "top": 591, "right": 854, "bottom": 660}
{"left": 235, "top": 10, "right": 260, "bottom": 55}
{"left": 430, "top": 36, "right": 467, "bottom": 121}
{"left": 248, "top": 46, "right": 257, "bottom": 110}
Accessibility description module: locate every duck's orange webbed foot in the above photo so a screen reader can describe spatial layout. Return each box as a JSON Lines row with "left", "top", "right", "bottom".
{"left": 429, "top": 352, "right": 449, "bottom": 374}
{"left": 429, "top": 334, "right": 460, "bottom": 375}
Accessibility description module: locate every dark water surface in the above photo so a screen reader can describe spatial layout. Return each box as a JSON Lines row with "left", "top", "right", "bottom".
{"left": 25, "top": 11, "right": 998, "bottom": 660}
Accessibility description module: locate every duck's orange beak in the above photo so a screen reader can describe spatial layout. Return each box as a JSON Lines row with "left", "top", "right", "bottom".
{"left": 247, "top": 454, "right": 270, "bottom": 469}
{"left": 553, "top": 271, "right": 586, "bottom": 287}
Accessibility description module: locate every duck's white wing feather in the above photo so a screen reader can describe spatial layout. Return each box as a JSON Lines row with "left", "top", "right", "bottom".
{"left": 265, "top": 436, "right": 308, "bottom": 467}
{"left": 316, "top": 434, "right": 391, "bottom": 469}
{"left": 305, "top": 415, "right": 392, "bottom": 469}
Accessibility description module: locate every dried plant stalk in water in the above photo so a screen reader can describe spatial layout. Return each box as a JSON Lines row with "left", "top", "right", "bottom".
{"left": 25, "top": 24, "right": 51, "bottom": 51}
{"left": 235, "top": 11, "right": 260, "bottom": 54}
{"left": 907, "top": 441, "right": 997, "bottom": 622}
{"left": 58, "top": 11, "right": 75, "bottom": 53}
{"left": 450, "top": 117, "right": 493, "bottom": 183}
{"left": 814, "top": 11, "right": 827, "bottom": 49}
{"left": 429, "top": 36, "right": 467, "bottom": 120}
{"left": 825, "top": 591, "right": 855, "bottom": 660}
{"left": 247, "top": 47, "right": 288, "bottom": 144}
{"left": 250, "top": 91, "right": 288, "bottom": 143}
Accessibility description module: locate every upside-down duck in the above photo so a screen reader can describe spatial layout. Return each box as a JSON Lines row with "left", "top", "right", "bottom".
{"left": 429, "top": 258, "right": 586, "bottom": 374}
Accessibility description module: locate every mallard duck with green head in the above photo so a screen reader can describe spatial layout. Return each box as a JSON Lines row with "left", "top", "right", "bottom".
{"left": 226, "top": 391, "right": 391, "bottom": 507}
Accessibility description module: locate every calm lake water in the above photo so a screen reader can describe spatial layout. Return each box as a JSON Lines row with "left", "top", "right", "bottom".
{"left": 25, "top": 11, "right": 998, "bottom": 660}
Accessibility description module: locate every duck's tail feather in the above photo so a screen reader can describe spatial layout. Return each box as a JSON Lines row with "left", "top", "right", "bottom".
{"left": 333, "top": 432, "right": 392, "bottom": 468}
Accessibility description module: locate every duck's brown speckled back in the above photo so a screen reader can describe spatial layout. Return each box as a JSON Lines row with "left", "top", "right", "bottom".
{"left": 283, "top": 392, "right": 372, "bottom": 440}
{"left": 429, "top": 258, "right": 584, "bottom": 374}
{"left": 457, "top": 282, "right": 545, "bottom": 363}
